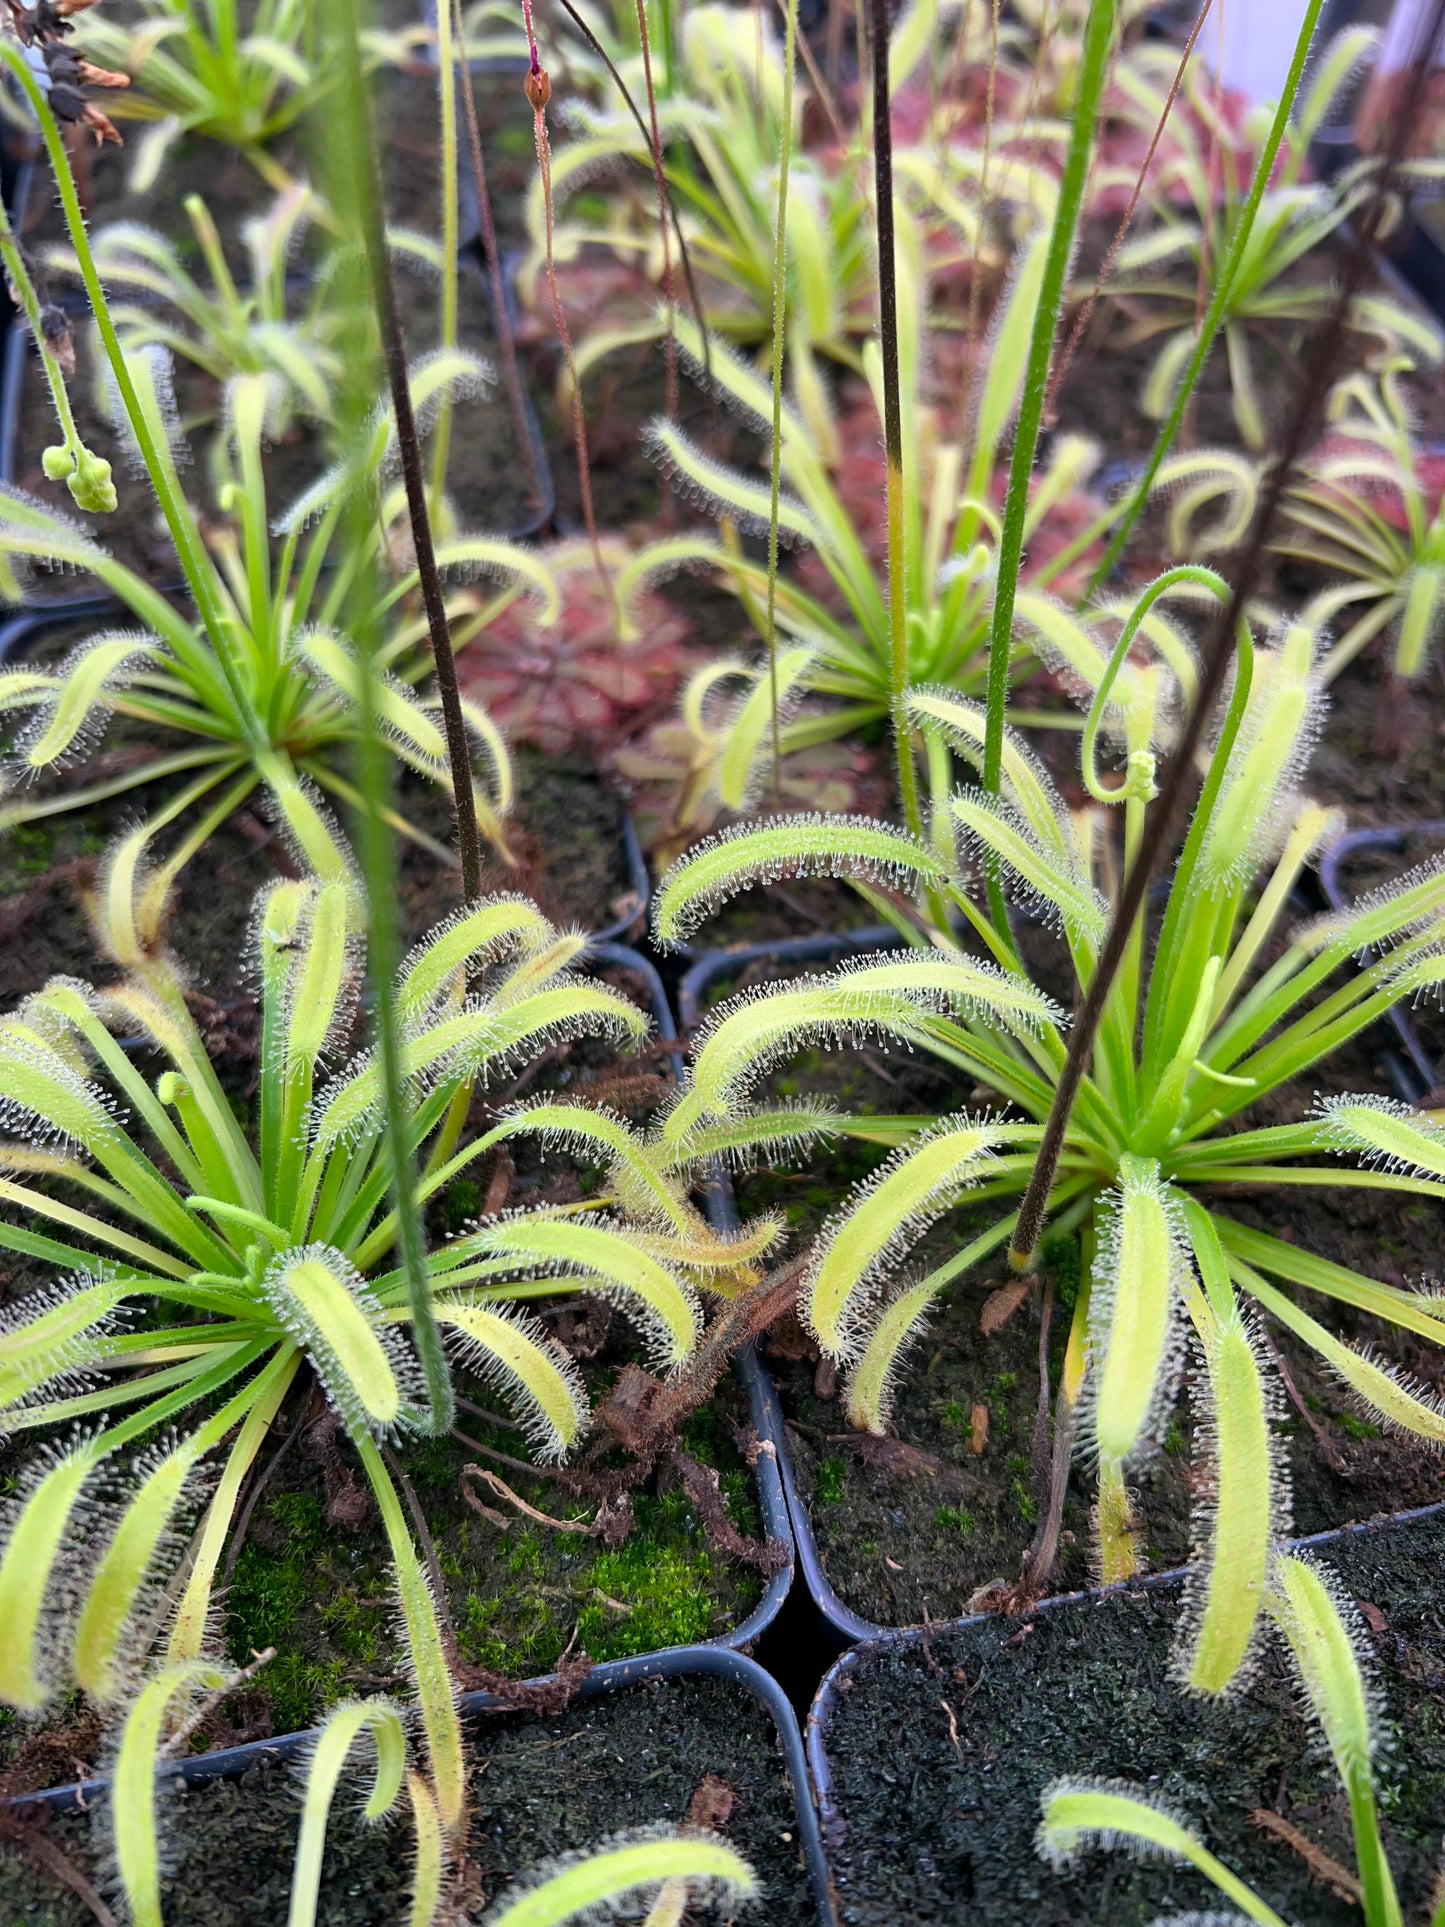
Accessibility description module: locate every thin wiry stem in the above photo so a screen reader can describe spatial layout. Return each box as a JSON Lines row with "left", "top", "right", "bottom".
{"left": 766, "top": 0, "right": 800, "bottom": 797}
{"left": 959, "top": 0, "right": 1002, "bottom": 430}
{"left": 1008, "top": 0, "right": 1445, "bottom": 1272}
{"left": 430, "top": 0, "right": 460, "bottom": 502}
{"left": 522, "top": 43, "right": 616, "bottom": 620}
{"left": 869, "top": 0, "right": 923, "bottom": 839}
{"left": 980, "top": 0, "right": 1116, "bottom": 943}
{"left": 549, "top": 0, "right": 715, "bottom": 398}
{"left": 1084, "top": 0, "right": 1328, "bottom": 593}
{"left": 350, "top": 10, "right": 483, "bottom": 907}
{"left": 453, "top": 0, "right": 544, "bottom": 515}
{"left": 1044, "top": 0, "right": 1215, "bottom": 422}
{"left": 632, "top": 0, "right": 678, "bottom": 422}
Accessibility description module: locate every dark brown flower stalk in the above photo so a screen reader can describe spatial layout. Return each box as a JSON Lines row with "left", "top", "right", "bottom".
{"left": 550, "top": 0, "right": 714, "bottom": 400}
{"left": 451, "top": 0, "right": 544, "bottom": 516}
{"left": 353, "top": 29, "right": 484, "bottom": 905}
{"left": 632, "top": 0, "right": 678, "bottom": 423}
{"left": 1006, "top": 0, "right": 1445, "bottom": 1277}
{"left": 522, "top": 2, "right": 616, "bottom": 620}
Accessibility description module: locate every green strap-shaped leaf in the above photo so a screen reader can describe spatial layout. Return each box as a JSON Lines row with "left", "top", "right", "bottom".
{"left": 1248, "top": 1269, "right": 1445, "bottom": 1448}
{"left": 949, "top": 790, "right": 1105, "bottom": 943}
{"left": 1175, "top": 1308, "right": 1279, "bottom": 1697}
{"left": 353, "top": 1432, "right": 465, "bottom": 1830}
{"left": 13, "top": 633, "right": 154, "bottom": 771}
{"left": 645, "top": 419, "right": 824, "bottom": 547}
{"left": 73, "top": 1434, "right": 202, "bottom": 1702}
{"left": 0, "top": 1276, "right": 122, "bottom": 1416}
{"left": 435, "top": 1300, "right": 586, "bottom": 1459}
{"left": 313, "top": 985, "right": 647, "bottom": 1146}
{"left": 484, "top": 1103, "right": 694, "bottom": 1235}
{"left": 288, "top": 1699, "right": 407, "bottom": 1927}
{"left": 285, "top": 877, "right": 356, "bottom": 1069}
{"left": 0, "top": 1440, "right": 99, "bottom": 1709}
{"left": 405, "top": 1770, "right": 446, "bottom": 1927}
{"left": 652, "top": 814, "right": 945, "bottom": 948}
{"left": 1087, "top": 1159, "right": 1185, "bottom": 1467}
{"left": 301, "top": 630, "right": 449, "bottom": 768}
{"left": 904, "top": 687, "right": 1074, "bottom": 862}
{"left": 1198, "top": 623, "right": 1318, "bottom": 888}
{"left": 1315, "top": 1094, "right": 1445, "bottom": 1181}
{"left": 113, "top": 1661, "right": 230, "bottom": 1927}
{"left": 666, "top": 955, "right": 1061, "bottom": 1141}
{"left": 716, "top": 647, "right": 817, "bottom": 810}
{"left": 1268, "top": 1554, "right": 1378, "bottom": 1785}
{"left": 454, "top": 1217, "right": 701, "bottom": 1369}
{"left": 265, "top": 1245, "right": 421, "bottom": 1439}
{"left": 1036, "top": 1779, "right": 1288, "bottom": 1927}
{"left": 481, "top": 1831, "right": 758, "bottom": 1927}
{"left": 396, "top": 899, "right": 553, "bottom": 1023}
{"left": 807, "top": 1120, "right": 1005, "bottom": 1356}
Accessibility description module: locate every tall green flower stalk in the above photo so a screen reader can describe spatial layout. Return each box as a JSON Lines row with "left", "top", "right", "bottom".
{"left": 1081, "top": 0, "right": 1328, "bottom": 592}
{"left": 868, "top": 0, "right": 922, "bottom": 839}
{"left": 981, "top": 0, "right": 1117, "bottom": 835}
{"left": 765, "top": 0, "right": 801, "bottom": 791}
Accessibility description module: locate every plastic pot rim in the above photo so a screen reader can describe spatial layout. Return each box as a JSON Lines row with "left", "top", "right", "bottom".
{"left": 804, "top": 1498, "right": 1445, "bottom": 1864}
{"left": 8, "top": 1642, "right": 835, "bottom": 1924}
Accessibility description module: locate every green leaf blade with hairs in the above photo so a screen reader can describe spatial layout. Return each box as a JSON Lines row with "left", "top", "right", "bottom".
{"left": 73, "top": 1435, "right": 203, "bottom": 1703}
{"left": 1036, "top": 1778, "right": 1289, "bottom": 1927}
{"left": 806, "top": 1119, "right": 1006, "bottom": 1357}
{"left": 435, "top": 1301, "right": 587, "bottom": 1459}
{"left": 481, "top": 1830, "right": 758, "bottom": 1927}
{"left": 265, "top": 1246, "right": 421, "bottom": 1439}
{"left": 652, "top": 815, "right": 945, "bottom": 947}
{"left": 288, "top": 1699, "right": 408, "bottom": 1927}
{"left": 0, "top": 1442, "right": 99, "bottom": 1711}
{"left": 1087, "top": 1161, "right": 1186, "bottom": 1469}
{"left": 112, "top": 1663, "right": 229, "bottom": 1926}
{"left": 1176, "top": 1306, "right": 1281, "bottom": 1697}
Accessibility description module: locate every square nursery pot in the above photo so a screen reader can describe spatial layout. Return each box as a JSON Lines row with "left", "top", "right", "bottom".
{"left": 805, "top": 1504, "right": 1445, "bottom": 1927}
{"left": 3, "top": 1645, "right": 831, "bottom": 1925}
{"left": 677, "top": 923, "right": 1445, "bottom": 1651}
{"left": 0, "top": 947, "right": 795, "bottom": 1851}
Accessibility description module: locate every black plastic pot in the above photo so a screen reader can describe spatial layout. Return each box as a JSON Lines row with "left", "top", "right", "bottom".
{"left": 677, "top": 928, "right": 911, "bottom": 1655}
{"left": 805, "top": 1502, "right": 1445, "bottom": 1926}
{"left": 1319, "top": 819, "right": 1445, "bottom": 1101}
{"left": 10, "top": 1643, "right": 833, "bottom": 1923}
{"left": 3, "top": 945, "right": 797, "bottom": 1843}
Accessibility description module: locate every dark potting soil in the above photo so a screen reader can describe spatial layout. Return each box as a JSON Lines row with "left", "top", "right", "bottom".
{"left": 719, "top": 930, "right": 1445, "bottom": 1631}
{"left": 819, "top": 1511, "right": 1445, "bottom": 1927}
{"left": 0, "top": 1672, "right": 815, "bottom": 1926}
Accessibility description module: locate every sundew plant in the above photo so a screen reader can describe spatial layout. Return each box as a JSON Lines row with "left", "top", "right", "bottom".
{"left": 0, "top": 868, "right": 783, "bottom": 1825}
{"left": 0, "top": 43, "right": 544, "bottom": 939}
{"left": 652, "top": 586, "right": 1445, "bottom": 1698}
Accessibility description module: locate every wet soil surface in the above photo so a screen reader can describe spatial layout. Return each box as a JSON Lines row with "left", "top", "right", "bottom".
{"left": 819, "top": 1510, "right": 1445, "bottom": 1927}
{"left": 706, "top": 926, "right": 1445, "bottom": 1632}
{"left": 0, "top": 1672, "right": 815, "bottom": 1925}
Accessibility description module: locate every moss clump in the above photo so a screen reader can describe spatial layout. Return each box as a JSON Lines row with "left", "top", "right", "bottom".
{"left": 816, "top": 1456, "right": 847, "bottom": 1504}
{"left": 225, "top": 1491, "right": 392, "bottom": 1733}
